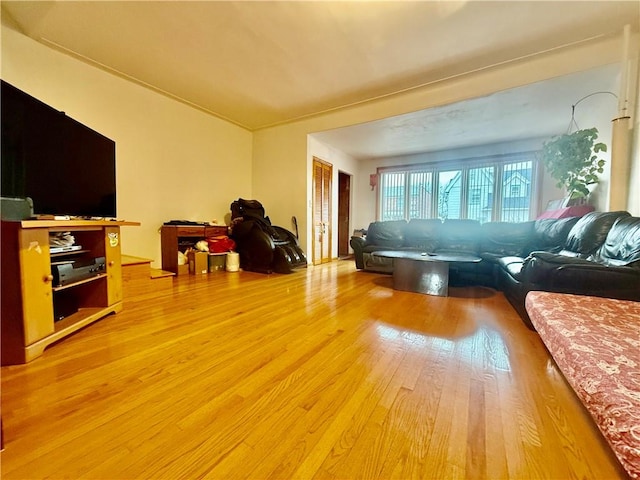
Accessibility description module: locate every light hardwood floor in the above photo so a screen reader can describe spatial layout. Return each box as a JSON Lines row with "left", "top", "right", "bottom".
{"left": 1, "top": 260, "right": 626, "bottom": 479}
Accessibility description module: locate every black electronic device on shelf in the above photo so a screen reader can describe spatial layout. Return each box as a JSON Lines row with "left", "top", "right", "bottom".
{"left": 51, "top": 257, "right": 106, "bottom": 287}
{"left": 1, "top": 80, "right": 117, "bottom": 218}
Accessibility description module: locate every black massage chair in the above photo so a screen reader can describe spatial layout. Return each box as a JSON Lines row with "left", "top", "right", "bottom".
{"left": 230, "top": 199, "right": 307, "bottom": 274}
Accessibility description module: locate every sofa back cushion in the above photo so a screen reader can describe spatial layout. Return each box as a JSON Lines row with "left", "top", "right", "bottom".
{"left": 592, "top": 216, "right": 640, "bottom": 267}
{"left": 365, "top": 220, "right": 407, "bottom": 248}
{"left": 561, "top": 211, "right": 631, "bottom": 256}
{"left": 438, "top": 219, "right": 482, "bottom": 254}
{"left": 404, "top": 219, "right": 442, "bottom": 250}
{"left": 480, "top": 221, "right": 533, "bottom": 257}
{"left": 531, "top": 217, "right": 580, "bottom": 253}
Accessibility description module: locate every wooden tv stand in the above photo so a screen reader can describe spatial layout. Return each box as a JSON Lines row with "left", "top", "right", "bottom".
{"left": 1, "top": 219, "right": 139, "bottom": 365}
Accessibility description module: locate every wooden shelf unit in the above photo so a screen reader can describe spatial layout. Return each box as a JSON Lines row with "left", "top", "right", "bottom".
{"left": 1, "top": 220, "right": 139, "bottom": 365}
{"left": 160, "top": 224, "right": 228, "bottom": 274}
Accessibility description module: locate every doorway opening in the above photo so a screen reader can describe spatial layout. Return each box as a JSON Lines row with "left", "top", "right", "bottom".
{"left": 338, "top": 171, "right": 352, "bottom": 258}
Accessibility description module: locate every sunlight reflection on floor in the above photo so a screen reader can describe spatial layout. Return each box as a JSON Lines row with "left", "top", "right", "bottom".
{"left": 375, "top": 323, "right": 511, "bottom": 371}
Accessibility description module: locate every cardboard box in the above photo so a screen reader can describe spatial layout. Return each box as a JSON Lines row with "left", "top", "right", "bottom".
{"left": 188, "top": 251, "right": 208, "bottom": 274}
{"left": 177, "top": 264, "right": 189, "bottom": 276}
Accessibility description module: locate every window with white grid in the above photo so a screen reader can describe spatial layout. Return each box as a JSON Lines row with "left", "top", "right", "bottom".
{"left": 378, "top": 153, "right": 537, "bottom": 223}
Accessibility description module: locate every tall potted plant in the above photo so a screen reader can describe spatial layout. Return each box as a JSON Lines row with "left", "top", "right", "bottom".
{"left": 541, "top": 127, "right": 607, "bottom": 203}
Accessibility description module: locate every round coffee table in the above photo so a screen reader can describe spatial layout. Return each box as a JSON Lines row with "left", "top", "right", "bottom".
{"left": 372, "top": 250, "right": 482, "bottom": 297}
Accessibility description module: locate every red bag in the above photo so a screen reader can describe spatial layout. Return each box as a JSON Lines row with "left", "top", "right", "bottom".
{"left": 207, "top": 236, "right": 236, "bottom": 253}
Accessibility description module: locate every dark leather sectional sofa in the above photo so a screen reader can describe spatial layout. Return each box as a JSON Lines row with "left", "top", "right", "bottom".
{"left": 350, "top": 211, "right": 640, "bottom": 327}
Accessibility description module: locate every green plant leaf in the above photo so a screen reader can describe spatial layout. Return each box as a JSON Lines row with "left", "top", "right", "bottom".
{"left": 540, "top": 127, "right": 607, "bottom": 200}
{"left": 594, "top": 142, "right": 607, "bottom": 152}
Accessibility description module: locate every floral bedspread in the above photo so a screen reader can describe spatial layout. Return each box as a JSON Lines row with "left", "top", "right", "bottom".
{"left": 525, "top": 291, "right": 640, "bottom": 479}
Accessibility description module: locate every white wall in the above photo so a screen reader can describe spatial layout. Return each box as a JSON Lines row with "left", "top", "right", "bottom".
{"left": 631, "top": 103, "right": 640, "bottom": 215}
{"left": 627, "top": 58, "right": 640, "bottom": 216}
{"left": 571, "top": 89, "right": 620, "bottom": 211}
{"left": 2, "top": 23, "right": 252, "bottom": 267}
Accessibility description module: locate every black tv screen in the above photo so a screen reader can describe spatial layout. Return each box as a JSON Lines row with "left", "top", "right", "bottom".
{"left": 1, "top": 80, "right": 116, "bottom": 218}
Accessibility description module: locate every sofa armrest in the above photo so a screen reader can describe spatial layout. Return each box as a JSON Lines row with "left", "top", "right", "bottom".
{"left": 522, "top": 251, "right": 640, "bottom": 300}
{"left": 272, "top": 225, "right": 301, "bottom": 246}
{"left": 350, "top": 236, "right": 367, "bottom": 269}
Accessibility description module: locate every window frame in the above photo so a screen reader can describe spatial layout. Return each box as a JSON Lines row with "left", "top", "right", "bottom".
{"left": 376, "top": 151, "right": 539, "bottom": 223}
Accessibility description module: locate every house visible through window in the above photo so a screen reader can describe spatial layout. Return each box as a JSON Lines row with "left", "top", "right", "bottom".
{"left": 378, "top": 152, "right": 537, "bottom": 223}
{"left": 470, "top": 188, "right": 482, "bottom": 205}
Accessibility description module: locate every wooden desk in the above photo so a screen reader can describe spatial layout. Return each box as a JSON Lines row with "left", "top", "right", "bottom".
{"left": 160, "top": 224, "right": 228, "bottom": 274}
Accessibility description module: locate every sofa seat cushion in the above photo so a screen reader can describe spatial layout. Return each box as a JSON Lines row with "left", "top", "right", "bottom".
{"left": 479, "top": 251, "right": 509, "bottom": 264}
{"left": 520, "top": 251, "right": 640, "bottom": 300}
{"left": 361, "top": 252, "right": 394, "bottom": 273}
{"left": 496, "top": 256, "right": 524, "bottom": 279}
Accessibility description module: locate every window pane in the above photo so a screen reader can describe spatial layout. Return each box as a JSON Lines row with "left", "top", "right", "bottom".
{"left": 408, "top": 171, "right": 433, "bottom": 219}
{"left": 377, "top": 155, "right": 537, "bottom": 223}
{"left": 501, "top": 160, "right": 532, "bottom": 222}
{"left": 467, "top": 166, "right": 494, "bottom": 222}
{"left": 437, "top": 170, "right": 462, "bottom": 220}
{"left": 380, "top": 172, "right": 406, "bottom": 220}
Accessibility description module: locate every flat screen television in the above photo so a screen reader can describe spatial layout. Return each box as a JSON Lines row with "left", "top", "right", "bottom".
{"left": 1, "top": 80, "right": 116, "bottom": 218}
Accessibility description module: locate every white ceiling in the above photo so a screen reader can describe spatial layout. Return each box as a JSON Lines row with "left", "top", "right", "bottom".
{"left": 312, "top": 63, "right": 622, "bottom": 159}
{"left": 2, "top": 1, "right": 638, "bottom": 159}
